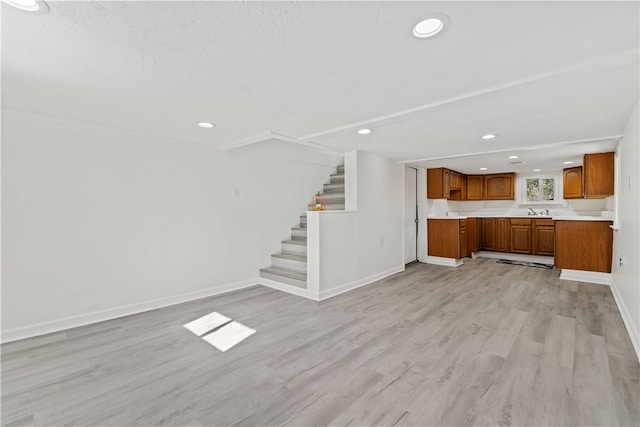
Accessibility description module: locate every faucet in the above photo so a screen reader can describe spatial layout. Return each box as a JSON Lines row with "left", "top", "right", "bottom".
{"left": 528, "top": 208, "right": 537, "bottom": 216}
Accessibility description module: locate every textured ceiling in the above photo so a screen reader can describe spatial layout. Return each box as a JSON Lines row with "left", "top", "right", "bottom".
{"left": 2, "top": 1, "right": 639, "bottom": 168}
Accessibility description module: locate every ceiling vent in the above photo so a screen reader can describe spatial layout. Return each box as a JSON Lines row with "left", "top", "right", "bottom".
{"left": 510, "top": 161, "right": 526, "bottom": 165}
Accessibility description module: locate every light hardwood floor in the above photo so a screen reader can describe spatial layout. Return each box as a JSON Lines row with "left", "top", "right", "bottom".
{"left": 2, "top": 258, "right": 639, "bottom": 426}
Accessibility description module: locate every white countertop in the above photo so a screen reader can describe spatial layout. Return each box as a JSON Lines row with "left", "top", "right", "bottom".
{"left": 552, "top": 216, "right": 613, "bottom": 221}
{"left": 427, "top": 216, "right": 468, "bottom": 219}
{"left": 427, "top": 215, "right": 612, "bottom": 221}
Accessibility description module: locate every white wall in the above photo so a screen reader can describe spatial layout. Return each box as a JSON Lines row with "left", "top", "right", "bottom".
{"left": 314, "top": 150, "right": 404, "bottom": 299}
{"left": 1, "top": 110, "right": 340, "bottom": 340}
{"left": 611, "top": 100, "right": 640, "bottom": 358}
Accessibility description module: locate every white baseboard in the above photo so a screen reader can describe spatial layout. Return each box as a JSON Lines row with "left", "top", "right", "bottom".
{"left": 258, "top": 278, "right": 320, "bottom": 301}
{"left": 0, "top": 279, "right": 257, "bottom": 344}
{"left": 609, "top": 282, "right": 640, "bottom": 362}
{"left": 426, "top": 256, "right": 463, "bottom": 267}
{"left": 559, "top": 269, "right": 612, "bottom": 285}
{"left": 319, "top": 265, "right": 405, "bottom": 301}
{"left": 475, "top": 251, "right": 554, "bottom": 265}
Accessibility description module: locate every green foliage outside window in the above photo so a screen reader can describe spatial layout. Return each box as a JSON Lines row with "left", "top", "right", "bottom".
{"left": 527, "top": 177, "right": 555, "bottom": 202}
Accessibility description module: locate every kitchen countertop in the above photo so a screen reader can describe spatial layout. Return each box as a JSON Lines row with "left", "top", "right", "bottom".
{"left": 427, "top": 215, "right": 612, "bottom": 221}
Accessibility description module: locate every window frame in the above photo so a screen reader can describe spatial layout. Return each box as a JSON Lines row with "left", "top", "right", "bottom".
{"left": 520, "top": 173, "right": 560, "bottom": 205}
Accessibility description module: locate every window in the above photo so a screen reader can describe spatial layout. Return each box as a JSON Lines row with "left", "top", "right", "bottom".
{"left": 525, "top": 177, "right": 556, "bottom": 202}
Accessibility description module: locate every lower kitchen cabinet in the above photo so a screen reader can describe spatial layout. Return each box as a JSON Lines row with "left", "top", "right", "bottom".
{"left": 427, "top": 219, "right": 468, "bottom": 259}
{"left": 533, "top": 219, "right": 555, "bottom": 256}
{"left": 496, "top": 218, "right": 509, "bottom": 252}
{"left": 466, "top": 217, "right": 480, "bottom": 253}
{"left": 481, "top": 218, "right": 496, "bottom": 251}
{"left": 509, "top": 218, "right": 533, "bottom": 254}
{"left": 555, "top": 220, "right": 613, "bottom": 273}
{"left": 481, "top": 217, "right": 510, "bottom": 253}
{"left": 481, "top": 217, "right": 554, "bottom": 257}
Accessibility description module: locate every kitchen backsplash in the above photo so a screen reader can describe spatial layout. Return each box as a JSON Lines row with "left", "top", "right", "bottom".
{"left": 428, "top": 197, "right": 610, "bottom": 217}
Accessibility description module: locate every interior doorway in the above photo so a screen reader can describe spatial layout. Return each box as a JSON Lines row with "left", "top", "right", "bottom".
{"left": 404, "top": 166, "right": 418, "bottom": 264}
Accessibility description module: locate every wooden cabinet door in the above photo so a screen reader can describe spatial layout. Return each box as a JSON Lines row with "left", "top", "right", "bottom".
{"left": 534, "top": 226, "right": 555, "bottom": 256}
{"left": 466, "top": 218, "right": 479, "bottom": 253}
{"left": 482, "top": 218, "right": 496, "bottom": 251}
{"left": 466, "top": 176, "right": 483, "bottom": 200}
{"left": 449, "top": 171, "right": 456, "bottom": 190}
{"left": 584, "top": 152, "right": 614, "bottom": 198}
{"left": 496, "top": 218, "right": 509, "bottom": 252}
{"left": 460, "top": 175, "right": 467, "bottom": 200}
{"left": 509, "top": 219, "right": 533, "bottom": 254}
{"left": 427, "top": 219, "right": 460, "bottom": 258}
{"left": 555, "top": 220, "right": 613, "bottom": 272}
{"left": 427, "top": 168, "right": 443, "bottom": 199}
{"left": 484, "top": 174, "right": 515, "bottom": 200}
{"left": 443, "top": 169, "right": 451, "bottom": 198}
{"left": 459, "top": 222, "right": 468, "bottom": 258}
{"left": 563, "top": 167, "right": 583, "bottom": 199}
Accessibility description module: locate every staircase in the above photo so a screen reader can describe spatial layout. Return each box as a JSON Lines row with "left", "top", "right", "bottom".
{"left": 259, "top": 164, "right": 345, "bottom": 288}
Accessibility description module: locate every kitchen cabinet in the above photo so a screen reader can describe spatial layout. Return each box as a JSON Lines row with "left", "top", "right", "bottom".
{"left": 427, "top": 219, "right": 467, "bottom": 259}
{"left": 466, "top": 176, "right": 483, "bottom": 200}
{"left": 555, "top": 220, "right": 613, "bottom": 273}
{"left": 563, "top": 167, "right": 583, "bottom": 199}
{"left": 466, "top": 217, "right": 480, "bottom": 253}
{"left": 480, "top": 217, "right": 553, "bottom": 257}
{"left": 427, "top": 168, "right": 450, "bottom": 199}
{"left": 583, "top": 152, "right": 614, "bottom": 198}
{"left": 459, "top": 220, "right": 468, "bottom": 258}
{"left": 449, "top": 172, "right": 467, "bottom": 200}
{"left": 509, "top": 218, "right": 533, "bottom": 254}
{"left": 496, "top": 218, "right": 509, "bottom": 252}
{"left": 427, "top": 168, "right": 468, "bottom": 200}
{"left": 450, "top": 171, "right": 461, "bottom": 190}
{"left": 533, "top": 218, "right": 555, "bottom": 256}
{"left": 484, "top": 173, "right": 515, "bottom": 200}
{"left": 481, "top": 218, "right": 496, "bottom": 251}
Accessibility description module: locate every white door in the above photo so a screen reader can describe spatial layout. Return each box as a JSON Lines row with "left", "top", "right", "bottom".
{"left": 404, "top": 166, "right": 418, "bottom": 263}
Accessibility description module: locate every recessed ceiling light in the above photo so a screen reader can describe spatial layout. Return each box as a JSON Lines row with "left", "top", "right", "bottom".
{"left": 481, "top": 134, "right": 497, "bottom": 140}
{"left": 479, "top": 167, "right": 488, "bottom": 171}
{"left": 507, "top": 155, "right": 519, "bottom": 159}
{"left": 197, "top": 122, "right": 215, "bottom": 128}
{"left": 532, "top": 168, "right": 542, "bottom": 172}
{"left": 2, "top": 0, "right": 49, "bottom": 13}
{"left": 357, "top": 128, "right": 372, "bottom": 135}
{"left": 563, "top": 161, "right": 574, "bottom": 165}
{"left": 413, "top": 14, "right": 449, "bottom": 38}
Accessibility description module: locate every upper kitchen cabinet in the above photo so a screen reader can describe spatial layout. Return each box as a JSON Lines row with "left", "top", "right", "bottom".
{"left": 563, "top": 167, "right": 584, "bottom": 199}
{"left": 427, "top": 168, "right": 465, "bottom": 199}
{"left": 484, "top": 173, "right": 515, "bottom": 200}
{"left": 583, "top": 152, "right": 614, "bottom": 198}
{"left": 466, "top": 176, "right": 484, "bottom": 200}
{"left": 427, "top": 168, "right": 449, "bottom": 199}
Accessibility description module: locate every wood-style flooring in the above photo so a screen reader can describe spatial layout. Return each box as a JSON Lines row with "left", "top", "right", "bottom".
{"left": 2, "top": 258, "right": 639, "bottom": 426}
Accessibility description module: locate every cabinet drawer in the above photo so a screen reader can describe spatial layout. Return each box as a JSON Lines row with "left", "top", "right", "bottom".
{"left": 534, "top": 218, "right": 554, "bottom": 226}
{"left": 510, "top": 218, "right": 532, "bottom": 225}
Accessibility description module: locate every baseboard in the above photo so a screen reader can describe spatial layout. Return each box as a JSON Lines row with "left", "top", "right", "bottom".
{"left": 0, "top": 279, "right": 257, "bottom": 344}
{"left": 318, "top": 265, "right": 405, "bottom": 301}
{"left": 426, "top": 256, "right": 463, "bottom": 267}
{"left": 475, "top": 251, "right": 554, "bottom": 265}
{"left": 258, "top": 278, "right": 320, "bottom": 301}
{"left": 609, "top": 282, "right": 640, "bottom": 362}
{"left": 559, "top": 269, "right": 612, "bottom": 285}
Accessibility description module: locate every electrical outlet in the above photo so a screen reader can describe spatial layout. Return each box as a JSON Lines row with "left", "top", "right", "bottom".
{"left": 380, "top": 237, "right": 384, "bottom": 247}
{"left": 619, "top": 253, "right": 625, "bottom": 267}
